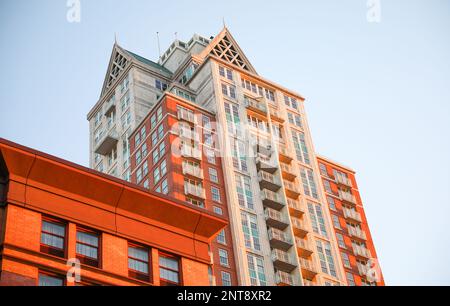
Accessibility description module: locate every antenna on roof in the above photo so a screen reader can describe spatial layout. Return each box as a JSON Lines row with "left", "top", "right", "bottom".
{"left": 223, "top": 17, "right": 226, "bottom": 28}
{"left": 114, "top": 32, "right": 118, "bottom": 45}
{"left": 174, "top": 32, "right": 178, "bottom": 40}
{"left": 156, "top": 32, "right": 161, "bottom": 59}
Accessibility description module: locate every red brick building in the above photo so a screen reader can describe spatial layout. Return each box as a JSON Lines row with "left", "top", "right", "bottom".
{"left": 0, "top": 138, "right": 227, "bottom": 286}
{"left": 317, "top": 156, "right": 385, "bottom": 286}
{"left": 128, "top": 92, "right": 238, "bottom": 286}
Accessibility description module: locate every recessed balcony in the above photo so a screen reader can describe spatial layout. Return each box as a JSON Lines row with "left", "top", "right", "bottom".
{"left": 258, "top": 171, "right": 282, "bottom": 192}
{"left": 265, "top": 208, "right": 289, "bottom": 230}
{"left": 255, "top": 154, "right": 278, "bottom": 174}
{"left": 268, "top": 228, "right": 293, "bottom": 252}
{"left": 295, "top": 237, "right": 314, "bottom": 258}
{"left": 291, "top": 217, "right": 308, "bottom": 238}
{"left": 103, "top": 99, "right": 116, "bottom": 116}
{"left": 348, "top": 227, "right": 367, "bottom": 241}
{"left": 343, "top": 208, "right": 362, "bottom": 223}
{"left": 244, "top": 96, "right": 267, "bottom": 115}
{"left": 182, "top": 163, "right": 204, "bottom": 179}
{"left": 339, "top": 190, "right": 357, "bottom": 205}
{"left": 178, "top": 126, "right": 200, "bottom": 142}
{"left": 283, "top": 180, "right": 301, "bottom": 199}
{"left": 269, "top": 107, "right": 285, "bottom": 123}
{"left": 299, "top": 258, "right": 318, "bottom": 279}
{"left": 177, "top": 109, "right": 196, "bottom": 125}
{"left": 278, "top": 145, "right": 293, "bottom": 163}
{"left": 261, "top": 189, "right": 285, "bottom": 210}
{"left": 357, "top": 263, "right": 369, "bottom": 277}
{"left": 302, "top": 279, "right": 316, "bottom": 286}
{"left": 275, "top": 271, "right": 294, "bottom": 286}
{"left": 94, "top": 126, "right": 119, "bottom": 155}
{"left": 287, "top": 198, "right": 305, "bottom": 218}
{"left": 184, "top": 183, "right": 206, "bottom": 199}
{"left": 254, "top": 139, "right": 273, "bottom": 157}
{"left": 353, "top": 245, "right": 372, "bottom": 259}
{"left": 336, "top": 174, "right": 352, "bottom": 188}
{"left": 272, "top": 249, "right": 297, "bottom": 272}
{"left": 181, "top": 145, "right": 202, "bottom": 160}
{"left": 280, "top": 162, "right": 296, "bottom": 181}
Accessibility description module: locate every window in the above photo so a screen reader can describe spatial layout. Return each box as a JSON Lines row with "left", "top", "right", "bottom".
{"left": 142, "top": 143, "right": 148, "bottom": 158}
{"left": 40, "top": 217, "right": 66, "bottom": 258}
{"left": 292, "top": 130, "right": 310, "bottom": 165}
{"left": 287, "top": 112, "right": 302, "bottom": 128}
{"left": 128, "top": 243, "right": 150, "bottom": 282}
{"left": 120, "top": 93, "right": 130, "bottom": 112}
{"left": 135, "top": 150, "right": 142, "bottom": 165}
{"left": 284, "top": 95, "right": 298, "bottom": 110}
{"left": 319, "top": 163, "right": 328, "bottom": 176}
{"left": 217, "top": 230, "right": 226, "bottom": 244}
{"left": 211, "top": 186, "right": 221, "bottom": 203}
{"left": 161, "top": 160, "right": 167, "bottom": 176}
{"left": 336, "top": 233, "right": 346, "bottom": 249}
{"left": 159, "top": 254, "right": 180, "bottom": 286}
{"left": 219, "top": 66, "right": 233, "bottom": 81}
{"left": 300, "top": 168, "right": 318, "bottom": 199}
{"left": 332, "top": 215, "right": 342, "bottom": 230}
{"left": 157, "top": 106, "right": 163, "bottom": 122}
{"left": 323, "top": 179, "right": 333, "bottom": 194}
{"left": 316, "top": 240, "right": 337, "bottom": 278}
{"left": 209, "top": 168, "right": 219, "bottom": 183}
{"left": 155, "top": 79, "right": 168, "bottom": 91}
{"left": 161, "top": 179, "right": 169, "bottom": 194}
{"left": 235, "top": 174, "right": 254, "bottom": 210}
{"left": 341, "top": 252, "right": 351, "bottom": 268}
{"left": 76, "top": 228, "right": 100, "bottom": 267}
{"left": 186, "top": 197, "right": 204, "bottom": 208}
{"left": 241, "top": 212, "right": 261, "bottom": 251}
{"left": 38, "top": 272, "right": 64, "bottom": 286}
{"left": 135, "top": 133, "right": 141, "bottom": 147}
{"left": 219, "top": 249, "right": 229, "bottom": 267}
{"left": 224, "top": 102, "right": 240, "bottom": 136}
{"left": 206, "top": 149, "right": 216, "bottom": 164}
{"left": 247, "top": 254, "right": 267, "bottom": 286}
{"left": 221, "top": 83, "right": 236, "bottom": 99}
{"left": 213, "top": 206, "right": 223, "bottom": 215}
{"left": 327, "top": 196, "right": 337, "bottom": 211}
{"left": 307, "top": 203, "right": 328, "bottom": 237}
{"left": 221, "top": 271, "right": 232, "bottom": 286}
{"left": 231, "top": 139, "right": 248, "bottom": 172}
{"left": 136, "top": 168, "right": 143, "bottom": 183}
{"left": 143, "top": 179, "right": 150, "bottom": 189}
{"left": 346, "top": 272, "right": 356, "bottom": 286}
{"left": 153, "top": 167, "right": 161, "bottom": 184}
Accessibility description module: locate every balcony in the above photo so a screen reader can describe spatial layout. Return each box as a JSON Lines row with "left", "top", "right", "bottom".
{"left": 280, "top": 162, "right": 296, "bottom": 181}
{"left": 291, "top": 217, "right": 308, "bottom": 238}
{"left": 339, "top": 190, "right": 357, "bottom": 205}
{"left": 181, "top": 145, "right": 202, "bottom": 160}
{"left": 357, "top": 263, "right": 369, "bottom": 277}
{"left": 277, "top": 145, "right": 293, "bottom": 163}
{"left": 103, "top": 98, "right": 116, "bottom": 116}
{"left": 95, "top": 126, "right": 119, "bottom": 155}
{"left": 255, "top": 154, "right": 278, "bottom": 174}
{"left": 178, "top": 126, "right": 200, "bottom": 142}
{"left": 336, "top": 174, "right": 352, "bottom": 187}
{"left": 244, "top": 97, "right": 267, "bottom": 115}
{"left": 343, "top": 208, "right": 362, "bottom": 223}
{"left": 254, "top": 139, "right": 273, "bottom": 156}
{"left": 184, "top": 183, "right": 206, "bottom": 199}
{"left": 275, "top": 271, "right": 294, "bottom": 286}
{"left": 177, "top": 109, "right": 196, "bottom": 125}
{"left": 283, "top": 180, "right": 301, "bottom": 199}
{"left": 261, "top": 189, "right": 285, "bottom": 210}
{"left": 348, "top": 227, "right": 367, "bottom": 241}
{"left": 268, "top": 228, "right": 293, "bottom": 251}
{"left": 272, "top": 249, "right": 297, "bottom": 272}
{"left": 287, "top": 198, "right": 305, "bottom": 218}
{"left": 269, "top": 107, "right": 284, "bottom": 123}
{"left": 258, "top": 171, "right": 282, "bottom": 192}
{"left": 265, "top": 208, "right": 289, "bottom": 230}
{"left": 295, "top": 237, "right": 314, "bottom": 258}
{"left": 182, "top": 163, "right": 204, "bottom": 179}
{"left": 299, "top": 258, "right": 318, "bottom": 279}
{"left": 353, "top": 245, "right": 372, "bottom": 259}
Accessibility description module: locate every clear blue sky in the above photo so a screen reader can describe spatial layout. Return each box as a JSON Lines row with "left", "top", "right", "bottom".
{"left": 0, "top": 0, "right": 449, "bottom": 285}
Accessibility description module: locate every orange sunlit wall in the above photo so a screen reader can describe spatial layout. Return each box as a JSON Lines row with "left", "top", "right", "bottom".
{"left": 317, "top": 156, "right": 385, "bottom": 286}
{"left": 129, "top": 93, "right": 238, "bottom": 286}
{"left": 0, "top": 138, "right": 227, "bottom": 286}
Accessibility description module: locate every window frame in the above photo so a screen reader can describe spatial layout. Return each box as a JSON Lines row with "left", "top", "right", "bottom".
{"left": 76, "top": 226, "right": 101, "bottom": 268}
{"left": 40, "top": 216, "right": 67, "bottom": 259}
